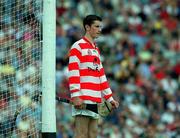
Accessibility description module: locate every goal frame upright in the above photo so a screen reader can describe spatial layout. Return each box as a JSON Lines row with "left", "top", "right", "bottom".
{"left": 42, "top": 0, "right": 56, "bottom": 137}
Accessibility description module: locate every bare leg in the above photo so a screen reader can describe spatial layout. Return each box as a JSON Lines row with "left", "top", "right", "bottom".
{"left": 74, "top": 115, "right": 89, "bottom": 138}
{"left": 88, "top": 118, "right": 98, "bottom": 138}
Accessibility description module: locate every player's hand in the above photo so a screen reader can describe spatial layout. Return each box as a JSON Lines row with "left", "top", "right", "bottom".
{"left": 110, "top": 100, "right": 119, "bottom": 109}
{"left": 72, "top": 97, "right": 83, "bottom": 109}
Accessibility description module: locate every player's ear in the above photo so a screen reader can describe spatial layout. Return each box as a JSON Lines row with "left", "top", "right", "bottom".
{"left": 85, "top": 24, "right": 90, "bottom": 31}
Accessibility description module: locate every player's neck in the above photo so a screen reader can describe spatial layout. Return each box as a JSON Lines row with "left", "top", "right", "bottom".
{"left": 84, "top": 34, "right": 94, "bottom": 45}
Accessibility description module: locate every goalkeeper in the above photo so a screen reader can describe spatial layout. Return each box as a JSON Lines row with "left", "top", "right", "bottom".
{"left": 68, "top": 14, "right": 119, "bottom": 138}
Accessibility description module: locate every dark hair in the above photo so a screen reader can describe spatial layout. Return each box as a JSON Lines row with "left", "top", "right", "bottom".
{"left": 83, "top": 15, "right": 102, "bottom": 30}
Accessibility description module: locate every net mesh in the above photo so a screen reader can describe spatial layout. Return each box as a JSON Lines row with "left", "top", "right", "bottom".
{"left": 0, "top": 0, "right": 42, "bottom": 137}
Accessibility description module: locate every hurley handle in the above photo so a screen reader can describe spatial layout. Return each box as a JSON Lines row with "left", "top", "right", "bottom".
{"left": 56, "top": 96, "right": 98, "bottom": 114}
{"left": 56, "top": 96, "right": 71, "bottom": 104}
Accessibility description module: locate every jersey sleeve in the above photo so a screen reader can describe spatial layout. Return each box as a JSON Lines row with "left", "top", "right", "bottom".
{"left": 68, "top": 44, "right": 82, "bottom": 98}
{"left": 99, "top": 61, "right": 114, "bottom": 102}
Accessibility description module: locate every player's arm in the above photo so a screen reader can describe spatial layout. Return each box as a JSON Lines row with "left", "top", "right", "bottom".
{"left": 99, "top": 62, "right": 119, "bottom": 108}
{"left": 68, "top": 45, "right": 83, "bottom": 107}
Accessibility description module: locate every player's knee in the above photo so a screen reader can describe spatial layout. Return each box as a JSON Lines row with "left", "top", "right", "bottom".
{"left": 74, "top": 133, "right": 88, "bottom": 138}
{"left": 74, "top": 127, "right": 88, "bottom": 138}
{"left": 89, "top": 128, "right": 98, "bottom": 138}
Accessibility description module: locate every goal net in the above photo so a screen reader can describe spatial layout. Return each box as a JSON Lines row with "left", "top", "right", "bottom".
{"left": 0, "top": 0, "right": 42, "bottom": 137}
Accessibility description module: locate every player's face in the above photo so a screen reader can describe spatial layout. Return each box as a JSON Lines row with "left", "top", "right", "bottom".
{"left": 88, "top": 20, "right": 102, "bottom": 39}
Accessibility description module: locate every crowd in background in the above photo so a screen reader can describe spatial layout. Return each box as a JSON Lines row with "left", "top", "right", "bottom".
{"left": 0, "top": 0, "right": 42, "bottom": 137}
{"left": 0, "top": 0, "right": 179, "bottom": 138}
{"left": 56, "top": 0, "right": 180, "bottom": 138}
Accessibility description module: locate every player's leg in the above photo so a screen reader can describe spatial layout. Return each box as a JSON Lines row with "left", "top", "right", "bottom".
{"left": 88, "top": 118, "right": 98, "bottom": 138}
{"left": 74, "top": 115, "right": 89, "bottom": 138}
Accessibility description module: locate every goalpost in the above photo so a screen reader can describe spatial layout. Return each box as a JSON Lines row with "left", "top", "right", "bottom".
{"left": 42, "top": 0, "right": 56, "bottom": 137}
{"left": 0, "top": 0, "right": 56, "bottom": 137}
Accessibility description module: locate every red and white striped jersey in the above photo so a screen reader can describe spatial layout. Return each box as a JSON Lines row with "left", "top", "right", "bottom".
{"left": 68, "top": 37, "right": 114, "bottom": 104}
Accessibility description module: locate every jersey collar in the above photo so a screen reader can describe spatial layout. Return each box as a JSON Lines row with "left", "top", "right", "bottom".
{"left": 83, "top": 37, "right": 97, "bottom": 48}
